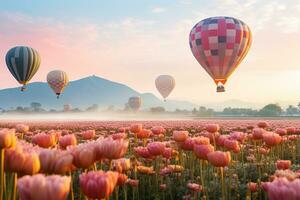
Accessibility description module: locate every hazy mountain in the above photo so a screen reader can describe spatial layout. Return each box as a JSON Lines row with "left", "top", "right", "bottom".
{"left": 0, "top": 76, "right": 197, "bottom": 111}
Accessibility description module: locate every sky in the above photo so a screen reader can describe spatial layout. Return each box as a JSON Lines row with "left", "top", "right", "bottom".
{"left": 0, "top": 0, "right": 300, "bottom": 107}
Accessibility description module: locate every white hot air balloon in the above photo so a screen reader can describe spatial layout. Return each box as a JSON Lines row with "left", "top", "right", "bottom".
{"left": 47, "top": 70, "right": 69, "bottom": 99}
{"left": 155, "top": 75, "right": 175, "bottom": 101}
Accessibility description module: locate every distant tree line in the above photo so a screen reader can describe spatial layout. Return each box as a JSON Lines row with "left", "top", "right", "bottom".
{"left": 2, "top": 102, "right": 300, "bottom": 117}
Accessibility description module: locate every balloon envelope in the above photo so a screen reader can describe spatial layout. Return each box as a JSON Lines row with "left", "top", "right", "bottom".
{"left": 5, "top": 46, "right": 41, "bottom": 91}
{"left": 128, "top": 96, "right": 142, "bottom": 111}
{"left": 189, "top": 16, "right": 252, "bottom": 92}
{"left": 155, "top": 75, "right": 175, "bottom": 100}
{"left": 47, "top": 70, "right": 69, "bottom": 98}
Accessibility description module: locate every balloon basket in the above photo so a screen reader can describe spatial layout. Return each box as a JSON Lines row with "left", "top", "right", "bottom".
{"left": 20, "top": 86, "right": 26, "bottom": 92}
{"left": 217, "top": 85, "right": 225, "bottom": 92}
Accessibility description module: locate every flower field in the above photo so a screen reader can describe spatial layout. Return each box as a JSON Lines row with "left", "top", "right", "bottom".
{"left": 1, "top": 119, "right": 300, "bottom": 200}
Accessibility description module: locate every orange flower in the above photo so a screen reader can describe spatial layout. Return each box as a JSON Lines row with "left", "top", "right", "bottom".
{"left": 0, "top": 128, "right": 16, "bottom": 149}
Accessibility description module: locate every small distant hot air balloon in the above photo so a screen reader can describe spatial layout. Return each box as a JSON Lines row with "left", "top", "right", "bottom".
{"left": 47, "top": 70, "right": 69, "bottom": 99}
{"left": 128, "top": 96, "right": 142, "bottom": 111}
{"left": 5, "top": 46, "right": 41, "bottom": 91}
{"left": 189, "top": 16, "right": 252, "bottom": 92}
{"left": 155, "top": 75, "right": 175, "bottom": 101}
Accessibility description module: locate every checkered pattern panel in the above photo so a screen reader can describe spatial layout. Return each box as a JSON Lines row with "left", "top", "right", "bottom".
{"left": 47, "top": 70, "right": 69, "bottom": 95}
{"left": 189, "top": 16, "right": 252, "bottom": 84}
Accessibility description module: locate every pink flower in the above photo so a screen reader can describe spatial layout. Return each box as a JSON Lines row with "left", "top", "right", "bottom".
{"left": 151, "top": 126, "right": 166, "bottom": 135}
{"left": 59, "top": 134, "right": 77, "bottom": 149}
{"left": 173, "top": 131, "right": 188, "bottom": 142}
{"left": 17, "top": 174, "right": 71, "bottom": 200}
{"left": 257, "top": 121, "right": 269, "bottom": 128}
{"left": 193, "top": 144, "right": 214, "bottom": 160}
{"left": 263, "top": 132, "right": 282, "bottom": 146}
{"left": 180, "top": 137, "right": 194, "bottom": 151}
{"left": 263, "top": 178, "right": 300, "bottom": 200}
{"left": 130, "top": 124, "right": 143, "bottom": 134}
{"left": 162, "top": 147, "right": 173, "bottom": 159}
{"left": 206, "top": 124, "right": 220, "bottom": 133}
{"left": 134, "top": 147, "right": 153, "bottom": 159}
{"left": 187, "top": 183, "right": 202, "bottom": 192}
{"left": 276, "top": 160, "right": 291, "bottom": 170}
{"left": 96, "top": 137, "right": 128, "bottom": 160}
{"left": 136, "top": 129, "right": 152, "bottom": 139}
{"left": 81, "top": 130, "right": 95, "bottom": 140}
{"left": 32, "top": 132, "right": 56, "bottom": 148}
{"left": 207, "top": 151, "right": 231, "bottom": 167}
{"left": 39, "top": 149, "right": 73, "bottom": 174}
{"left": 147, "top": 142, "right": 166, "bottom": 156}
{"left": 70, "top": 142, "right": 96, "bottom": 169}
{"left": 16, "top": 124, "right": 29, "bottom": 134}
{"left": 80, "top": 170, "right": 118, "bottom": 199}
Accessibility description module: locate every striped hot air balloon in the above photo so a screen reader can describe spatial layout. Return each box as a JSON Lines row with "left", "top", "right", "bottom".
{"left": 47, "top": 70, "right": 69, "bottom": 98}
{"left": 128, "top": 96, "right": 142, "bottom": 111}
{"left": 155, "top": 75, "right": 175, "bottom": 101}
{"left": 5, "top": 46, "right": 41, "bottom": 91}
{"left": 189, "top": 16, "right": 252, "bottom": 92}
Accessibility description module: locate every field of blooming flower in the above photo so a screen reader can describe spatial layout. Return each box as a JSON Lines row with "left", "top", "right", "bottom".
{"left": 1, "top": 119, "right": 300, "bottom": 200}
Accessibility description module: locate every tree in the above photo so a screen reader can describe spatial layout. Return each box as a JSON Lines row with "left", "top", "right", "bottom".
{"left": 258, "top": 104, "right": 282, "bottom": 117}
{"left": 86, "top": 104, "right": 98, "bottom": 112}
{"left": 30, "top": 102, "right": 42, "bottom": 112}
{"left": 286, "top": 105, "right": 298, "bottom": 115}
{"left": 150, "top": 107, "right": 165, "bottom": 113}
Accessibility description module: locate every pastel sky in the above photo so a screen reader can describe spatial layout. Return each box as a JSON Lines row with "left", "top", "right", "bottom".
{"left": 1, "top": 0, "right": 300, "bottom": 106}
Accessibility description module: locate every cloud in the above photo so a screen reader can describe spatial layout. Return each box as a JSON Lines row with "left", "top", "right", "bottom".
{"left": 151, "top": 7, "right": 166, "bottom": 13}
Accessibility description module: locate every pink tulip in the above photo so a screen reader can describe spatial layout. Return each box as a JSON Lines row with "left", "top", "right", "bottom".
{"left": 207, "top": 151, "right": 231, "bottom": 167}
{"left": 193, "top": 144, "right": 214, "bottom": 160}
{"left": 16, "top": 124, "right": 29, "bottom": 134}
{"left": 80, "top": 170, "right": 119, "bottom": 199}
{"left": 134, "top": 147, "right": 153, "bottom": 159}
{"left": 263, "top": 132, "right": 282, "bottom": 146}
{"left": 151, "top": 126, "right": 166, "bottom": 135}
{"left": 136, "top": 129, "right": 152, "bottom": 139}
{"left": 130, "top": 124, "right": 143, "bottom": 134}
{"left": 173, "top": 131, "right": 188, "bottom": 142}
{"left": 147, "top": 142, "right": 166, "bottom": 156}
{"left": 32, "top": 132, "right": 56, "bottom": 148}
{"left": 17, "top": 174, "right": 71, "bottom": 200}
{"left": 180, "top": 137, "right": 194, "bottom": 151}
{"left": 276, "top": 160, "right": 291, "bottom": 170}
{"left": 257, "top": 121, "right": 269, "bottom": 128}
{"left": 39, "top": 149, "right": 73, "bottom": 174}
{"left": 96, "top": 137, "right": 128, "bottom": 160}
{"left": 81, "top": 130, "right": 95, "bottom": 140}
{"left": 206, "top": 124, "right": 220, "bottom": 133}
{"left": 59, "top": 134, "right": 77, "bottom": 149}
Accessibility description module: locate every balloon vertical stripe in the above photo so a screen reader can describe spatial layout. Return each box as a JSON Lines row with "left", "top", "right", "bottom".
{"left": 5, "top": 46, "right": 41, "bottom": 88}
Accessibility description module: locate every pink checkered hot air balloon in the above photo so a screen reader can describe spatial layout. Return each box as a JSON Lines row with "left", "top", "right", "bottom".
{"left": 189, "top": 16, "right": 252, "bottom": 92}
{"left": 47, "top": 70, "right": 69, "bottom": 98}
{"left": 155, "top": 75, "right": 175, "bottom": 101}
